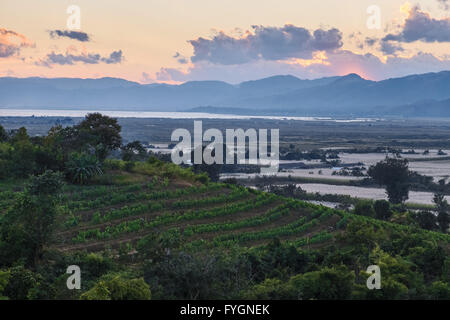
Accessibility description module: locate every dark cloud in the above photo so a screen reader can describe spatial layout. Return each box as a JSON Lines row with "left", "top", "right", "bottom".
{"left": 49, "top": 30, "right": 90, "bottom": 42}
{"left": 383, "top": 7, "right": 450, "bottom": 43}
{"left": 37, "top": 50, "right": 123, "bottom": 67}
{"left": 0, "top": 28, "right": 33, "bottom": 58}
{"left": 365, "top": 37, "right": 378, "bottom": 47}
{"left": 173, "top": 52, "right": 188, "bottom": 64}
{"left": 188, "top": 24, "right": 343, "bottom": 65}
{"left": 102, "top": 50, "right": 123, "bottom": 64}
{"left": 380, "top": 41, "right": 404, "bottom": 55}
{"left": 0, "top": 42, "right": 18, "bottom": 58}
{"left": 311, "top": 28, "right": 343, "bottom": 50}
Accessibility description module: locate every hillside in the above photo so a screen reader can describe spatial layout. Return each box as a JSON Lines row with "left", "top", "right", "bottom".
{"left": 1, "top": 161, "right": 449, "bottom": 300}
{"left": 380, "top": 98, "right": 450, "bottom": 117}
{"left": 0, "top": 112, "right": 449, "bottom": 300}
{"left": 0, "top": 168, "right": 345, "bottom": 253}
{"left": 0, "top": 158, "right": 448, "bottom": 255}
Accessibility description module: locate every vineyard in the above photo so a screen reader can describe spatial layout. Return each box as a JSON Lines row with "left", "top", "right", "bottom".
{"left": 1, "top": 167, "right": 450, "bottom": 301}
{"left": 47, "top": 175, "right": 341, "bottom": 253}
{"left": 1, "top": 171, "right": 449, "bottom": 259}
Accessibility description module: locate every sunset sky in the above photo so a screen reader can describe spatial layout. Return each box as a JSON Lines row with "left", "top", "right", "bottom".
{"left": 1, "top": 0, "right": 449, "bottom": 83}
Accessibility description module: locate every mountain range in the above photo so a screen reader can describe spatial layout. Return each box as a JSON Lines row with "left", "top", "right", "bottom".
{"left": 1, "top": 71, "right": 449, "bottom": 117}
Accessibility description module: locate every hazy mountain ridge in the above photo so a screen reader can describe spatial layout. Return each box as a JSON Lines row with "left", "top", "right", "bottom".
{"left": 0, "top": 71, "right": 449, "bottom": 117}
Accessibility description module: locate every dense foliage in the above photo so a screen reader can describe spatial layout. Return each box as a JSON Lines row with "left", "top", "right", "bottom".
{"left": 0, "top": 117, "right": 448, "bottom": 300}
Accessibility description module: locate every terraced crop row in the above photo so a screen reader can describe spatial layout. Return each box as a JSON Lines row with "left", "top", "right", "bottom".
{"left": 66, "top": 183, "right": 224, "bottom": 212}
{"left": 182, "top": 203, "right": 291, "bottom": 236}
{"left": 71, "top": 193, "right": 276, "bottom": 243}
{"left": 90, "top": 186, "right": 250, "bottom": 224}
{"left": 61, "top": 183, "right": 143, "bottom": 202}
{"left": 341, "top": 211, "right": 450, "bottom": 242}
{"left": 287, "top": 231, "right": 334, "bottom": 247}
{"left": 211, "top": 207, "right": 334, "bottom": 245}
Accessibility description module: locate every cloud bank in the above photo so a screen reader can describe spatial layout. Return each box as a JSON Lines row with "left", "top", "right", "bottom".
{"left": 384, "top": 6, "right": 450, "bottom": 43}
{"left": 49, "top": 30, "right": 90, "bottom": 42}
{"left": 188, "top": 25, "right": 343, "bottom": 65}
{"left": 0, "top": 28, "right": 33, "bottom": 58}
{"left": 37, "top": 49, "right": 123, "bottom": 67}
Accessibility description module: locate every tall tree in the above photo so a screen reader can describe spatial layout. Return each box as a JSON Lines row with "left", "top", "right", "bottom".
{"left": 0, "top": 171, "right": 63, "bottom": 267}
{"left": 121, "top": 141, "right": 147, "bottom": 161}
{"left": 368, "top": 157, "right": 410, "bottom": 204}
{"left": 77, "top": 113, "right": 122, "bottom": 161}
{"left": 0, "top": 125, "right": 7, "bottom": 142}
{"left": 434, "top": 193, "right": 449, "bottom": 233}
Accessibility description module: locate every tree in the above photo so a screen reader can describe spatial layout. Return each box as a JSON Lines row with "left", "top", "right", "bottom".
{"left": 0, "top": 171, "right": 63, "bottom": 267}
{"left": 428, "top": 281, "right": 450, "bottom": 299}
{"left": 368, "top": 157, "right": 410, "bottom": 204}
{"left": 354, "top": 200, "right": 375, "bottom": 217}
{"left": 121, "top": 141, "right": 147, "bottom": 161}
{"left": 9, "top": 127, "right": 29, "bottom": 144}
{"left": 77, "top": 113, "right": 122, "bottom": 161}
{"left": 408, "top": 245, "right": 446, "bottom": 282}
{"left": 415, "top": 211, "right": 438, "bottom": 231}
{"left": 339, "top": 220, "right": 388, "bottom": 263}
{"left": 374, "top": 200, "right": 392, "bottom": 220}
{"left": 437, "top": 211, "right": 449, "bottom": 233}
{"left": 361, "top": 247, "right": 424, "bottom": 299}
{"left": 0, "top": 270, "right": 10, "bottom": 300}
{"left": 0, "top": 125, "right": 7, "bottom": 142}
{"left": 2, "top": 266, "right": 40, "bottom": 300}
{"left": 81, "top": 275, "right": 151, "bottom": 300}
{"left": 433, "top": 193, "right": 449, "bottom": 233}
{"left": 241, "top": 278, "right": 294, "bottom": 300}
{"left": 288, "top": 266, "right": 355, "bottom": 300}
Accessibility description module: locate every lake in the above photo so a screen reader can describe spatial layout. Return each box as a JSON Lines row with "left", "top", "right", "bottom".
{"left": 0, "top": 108, "right": 380, "bottom": 122}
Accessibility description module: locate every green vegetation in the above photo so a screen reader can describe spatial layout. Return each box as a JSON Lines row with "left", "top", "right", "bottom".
{"left": 0, "top": 116, "right": 449, "bottom": 300}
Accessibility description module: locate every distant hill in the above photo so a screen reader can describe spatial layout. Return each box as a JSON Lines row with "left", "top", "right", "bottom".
{"left": 1, "top": 71, "right": 449, "bottom": 117}
{"left": 380, "top": 98, "right": 450, "bottom": 117}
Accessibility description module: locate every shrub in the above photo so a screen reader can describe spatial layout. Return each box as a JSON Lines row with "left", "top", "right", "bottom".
{"left": 65, "top": 152, "right": 103, "bottom": 184}
{"left": 354, "top": 200, "right": 375, "bottom": 217}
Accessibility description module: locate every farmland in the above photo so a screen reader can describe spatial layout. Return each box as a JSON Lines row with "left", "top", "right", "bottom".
{"left": 0, "top": 114, "right": 449, "bottom": 300}
{"left": 2, "top": 163, "right": 449, "bottom": 300}
{"left": 0, "top": 172, "right": 340, "bottom": 253}
{"left": 2, "top": 163, "right": 448, "bottom": 251}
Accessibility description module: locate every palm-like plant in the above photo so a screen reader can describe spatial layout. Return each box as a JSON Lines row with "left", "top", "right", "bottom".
{"left": 65, "top": 152, "right": 103, "bottom": 184}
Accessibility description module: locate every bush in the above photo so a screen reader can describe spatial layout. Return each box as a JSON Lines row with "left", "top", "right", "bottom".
{"left": 288, "top": 266, "right": 355, "bottom": 300}
{"left": 124, "top": 161, "right": 135, "bottom": 172}
{"left": 428, "top": 281, "right": 450, "bottom": 299}
{"left": 354, "top": 200, "right": 375, "bottom": 217}
{"left": 81, "top": 273, "right": 151, "bottom": 300}
{"left": 65, "top": 152, "right": 103, "bottom": 184}
{"left": 374, "top": 200, "right": 392, "bottom": 220}
{"left": 241, "top": 278, "right": 294, "bottom": 299}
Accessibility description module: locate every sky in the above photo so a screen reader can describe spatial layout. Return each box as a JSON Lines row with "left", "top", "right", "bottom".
{"left": 0, "top": 0, "right": 449, "bottom": 83}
